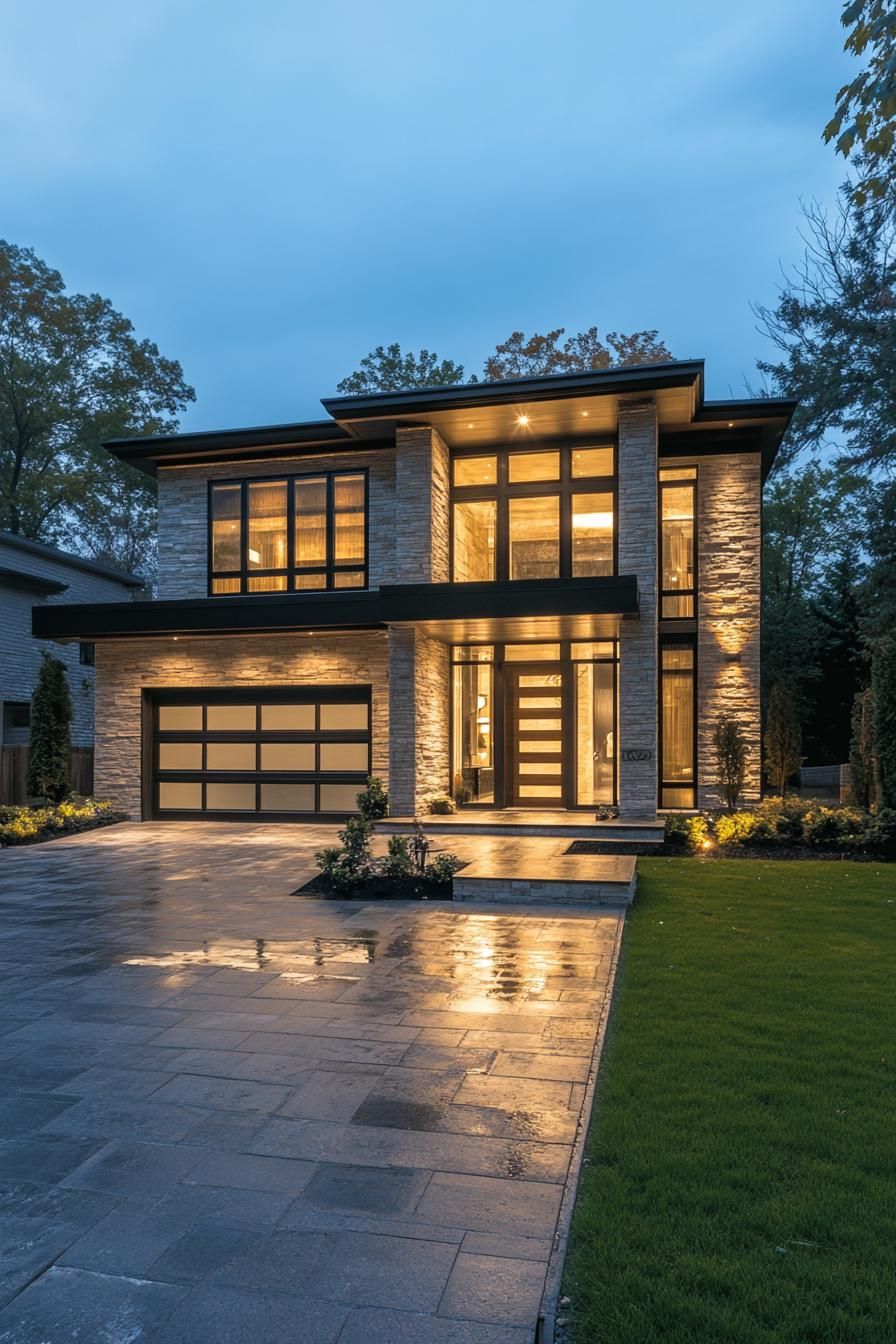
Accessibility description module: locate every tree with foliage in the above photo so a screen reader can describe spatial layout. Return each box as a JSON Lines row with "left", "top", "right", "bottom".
{"left": 871, "top": 633, "right": 896, "bottom": 807}
{"left": 754, "top": 193, "right": 896, "bottom": 473}
{"left": 336, "top": 344, "right": 465, "bottom": 395}
{"left": 26, "top": 653, "right": 73, "bottom": 802}
{"left": 824, "top": 0, "right": 896, "bottom": 206}
{"left": 0, "top": 240, "right": 194, "bottom": 576}
{"left": 712, "top": 714, "right": 748, "bottom": 811}
{"left": 849, "top": 687, "right": 876, "bottom": 806}
{"left": 482, "top": 326, "right": 673, "bottom": 381}
{"left": 764, "top": 683, "right": 803, "bottom": 797}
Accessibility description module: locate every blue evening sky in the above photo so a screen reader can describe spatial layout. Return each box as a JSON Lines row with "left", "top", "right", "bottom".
{"left": 4, "top": 1, "right": 854, "bottom": 431}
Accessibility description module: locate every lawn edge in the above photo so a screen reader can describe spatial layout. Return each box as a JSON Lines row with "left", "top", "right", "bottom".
{"left": 539, "top": 902, "right": 628, "bottom": 1342}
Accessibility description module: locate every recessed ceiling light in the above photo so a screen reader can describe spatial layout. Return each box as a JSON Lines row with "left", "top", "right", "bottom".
{"left": 517, "top": 414, "right": 530, "bottom": 427}
{"left": 467, "top": 422, "right": 474, "bottom": 429}
{"left": 728, "top": 421, "right": 734, "bottom": 428}
{"left": 581, "top": 411, "right": 589, "bottom": 417}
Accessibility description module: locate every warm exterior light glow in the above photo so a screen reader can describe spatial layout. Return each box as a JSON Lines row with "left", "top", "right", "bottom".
{"left": 728, "top": 422, "right": 734, "bottom": 428}
{"left": 517, "top": 414, "right": 530, "bottom": 426}
{"left": 581, "top": 411, "right": 589, "bottom": 417}
{"left": 701, "top": 838, "right": 713, "bottom": 850}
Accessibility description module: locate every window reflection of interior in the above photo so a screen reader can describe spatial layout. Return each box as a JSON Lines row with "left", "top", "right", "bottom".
{"left": 572, "top": 492, "right": 613, "bottom": 577}
{"left": 661, "top": 478, "right": 696, "bottom": 618}
{"left": 210, "top": 472, "right": 367, "bottom": 594}
{"left": 452, "top": 661, "right": 494, "bottom": 804}
{"left": 453, "top": 500, "right": 496, "bottom": 581}
{"left": 661, "top": 642, "right": 695, "bottom": 808}
{"left": 509, "top": 496, "right": 559, "bottom": 579}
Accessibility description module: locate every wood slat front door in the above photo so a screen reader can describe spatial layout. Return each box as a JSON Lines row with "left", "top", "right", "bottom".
{"left": 508, "top": 666, "right": 566, "bottom": 807}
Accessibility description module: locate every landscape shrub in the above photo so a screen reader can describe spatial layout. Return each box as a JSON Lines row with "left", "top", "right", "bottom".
{"left": 382, "top": 834, "right": 414, "bottom": 879}
{"left": 860, "top": 808, "right": 896, "bottom": 858}
{"left": 315, "top": 815, "right": 375, "bottom": 893}
{"left": 427, "top": 793, "right": 457, "bottom": 815}
{"left": 314, "top": 814, "right": 462, "bottom": 893}
{"left": 424, "top": 853, "right": 465, "bottom": 883}
{"left": 0, "top": 797, "right": 124, "bottom": 847}
{"left": 664, "top": 814, "right": 710, "bottom": 851}
{"left": 357, "top": 777, "right": 388, "bottom": 820}
{"left": 802, "top": 805, "right": 866, "bottom": 848}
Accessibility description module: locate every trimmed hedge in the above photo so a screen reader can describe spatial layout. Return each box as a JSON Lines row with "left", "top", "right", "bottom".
{"left": 0, "top": 797, "right": 127, "bottom": 847}
{"left": 665, "top": 797, "right": 895, "bottom": 858}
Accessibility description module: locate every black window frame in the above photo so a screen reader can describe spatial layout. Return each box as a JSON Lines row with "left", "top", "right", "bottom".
{"left": 79, "top": 642, "right": 96, "bottom": 666}
{"left": 658, "top": 635, "right": 697, "bottom": 810}
{"left": 449, "top": 440, "right": 618, "bottom": 584}
{"left": 207, "top": 469, "right": 369, "bottom": 596}
{"left": 658, "top": 467, "right": 697, "bottom": 620}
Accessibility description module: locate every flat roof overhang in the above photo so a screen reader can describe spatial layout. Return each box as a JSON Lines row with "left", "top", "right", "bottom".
{"left": 32, "top": 576, "right": 638, "bottom": 645}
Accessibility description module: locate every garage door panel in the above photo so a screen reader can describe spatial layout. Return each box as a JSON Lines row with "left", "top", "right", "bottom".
{"left": 151, "top": 688, "right": 370, "bottom": 820}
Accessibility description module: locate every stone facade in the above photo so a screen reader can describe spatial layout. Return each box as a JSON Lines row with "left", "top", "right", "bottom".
{"left": 696, "top": 453, "right": 762, "bottom": 807}
{"left": 616, "top": 401, "right": 659, "bottom": 818}
{"left": 156, "top": 448, "right": 398, "bottom": 600}
{"left": 393, "top": 428, "right": 450, "bottom": 584}
{"left": 94, "top": 632, "right": 389, "bottom": 817}
{"left": 388, "top": 626, "right": 450, "bottom": 814}
{"left": 0, "top": 535, "right": 140, "bottom": 747}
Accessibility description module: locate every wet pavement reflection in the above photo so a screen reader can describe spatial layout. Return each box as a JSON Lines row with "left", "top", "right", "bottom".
{"left": 0, "top": 822, "right": 624, "bottom": 1342}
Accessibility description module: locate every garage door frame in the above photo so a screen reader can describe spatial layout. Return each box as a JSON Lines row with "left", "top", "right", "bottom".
{"left": 142, "top": 685, "right": 372, "bottom": 821}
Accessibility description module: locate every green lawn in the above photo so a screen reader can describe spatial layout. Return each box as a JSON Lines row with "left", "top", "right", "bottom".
{"left": 563, "top": 858, "right": 896, "bottom": 1344}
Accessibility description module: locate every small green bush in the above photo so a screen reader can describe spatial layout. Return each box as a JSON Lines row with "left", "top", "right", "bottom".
{"left": 425, "top": 853, "right": 464, "bottom": 883}
{"left": 664, "top": 814, "right": 710, "bottom": 852}
{"left": 315, "top": 815, "right": 375, "bottom": 893}
{"left": 357, "top": 777, "right": 388, "bottom": 820}
{"left": 427, "top": 793, "right": 457, "bottom": 815}
{"left": 756, "top": 795, "right": 813, "bottom": 840}
{"left": 860, "top": 808, "right": 896, "bottom": 858}
{"left": 382, "top": 835, "right": 414, "bottom": 879}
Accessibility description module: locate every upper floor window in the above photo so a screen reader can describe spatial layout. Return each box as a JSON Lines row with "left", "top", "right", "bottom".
{"left": 209, "top": 471, "right": 367, "bottom": 595}
{"left": 659, "top": 466, "right": 696, "bottom": 618}
{"left": 451, "top": 443, "right": 615, "bottom": 583}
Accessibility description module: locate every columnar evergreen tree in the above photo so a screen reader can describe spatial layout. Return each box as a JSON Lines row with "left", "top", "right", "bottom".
{"left": 871, "top": 633, "right": 896, "bottom": 808}
{"left": 713, "top": 714, "right": 748, "bottom": 812}
{"left": 26, "top": 653, "right": 73, "bottom": 803}
{"left": 849, "top": 687, "right": 876, "bottom": 808}
{"left": 764, "top": 684, "right": 803, "bottom": 797}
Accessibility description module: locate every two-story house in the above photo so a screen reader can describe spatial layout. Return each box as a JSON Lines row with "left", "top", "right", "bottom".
{"left": 33, "top": 360, "right": 795, "bottom": 824}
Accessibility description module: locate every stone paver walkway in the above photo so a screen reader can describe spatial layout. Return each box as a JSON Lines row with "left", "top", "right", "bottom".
{"left": 0, "top": 823, "right": 623, "bottom": 1343}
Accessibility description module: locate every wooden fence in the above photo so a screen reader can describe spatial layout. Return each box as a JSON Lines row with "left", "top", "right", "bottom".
{"left": 0, "top": 746, "right": 94, "bottom": 806}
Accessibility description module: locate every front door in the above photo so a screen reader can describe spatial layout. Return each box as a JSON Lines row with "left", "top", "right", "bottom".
{"left": 508, "top": 665, "right": 566, "bottom": 807}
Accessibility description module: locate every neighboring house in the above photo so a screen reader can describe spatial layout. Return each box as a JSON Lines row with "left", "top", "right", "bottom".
{"left": 0, "top": 532, "right": 143, "bottom": 749}
{"left": 34, "top": 360, "right": 795, "bottom": 823}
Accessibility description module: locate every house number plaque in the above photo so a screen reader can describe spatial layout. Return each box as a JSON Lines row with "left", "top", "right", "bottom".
{"left": 621, "top": 749, "right": 653, "bottom": 762}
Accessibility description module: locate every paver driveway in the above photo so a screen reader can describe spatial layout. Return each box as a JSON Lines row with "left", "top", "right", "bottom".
{"left": 0, "top": 822, "right": 623, "bottom": 1343}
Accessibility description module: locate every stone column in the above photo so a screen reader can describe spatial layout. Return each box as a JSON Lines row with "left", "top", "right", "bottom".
{"left": 388, "top": 626, "right": 450, "bottom": 816}
{"left": 696, "top": 454, "right": 762, "bottom": 807}
{"left": 617, "top": 400, "right": 659, "bottom": 819}
{"left": 394, "top": 427, "right": 450, "bottom": 583}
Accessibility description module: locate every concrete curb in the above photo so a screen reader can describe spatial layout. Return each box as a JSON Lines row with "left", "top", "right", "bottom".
{"left": 537, "top": 904, "right": 628, "bottom": 1342}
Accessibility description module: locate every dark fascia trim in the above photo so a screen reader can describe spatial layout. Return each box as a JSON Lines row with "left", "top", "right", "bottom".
{"left": 32, "top": 576, "right": 639, "bottom": 643}
{"left": 106, "top": 420, "right": 359, "bottom": 478}
{"left": 0, "top": 530, "right": 143, "bottom": 588}
{"left": 0, "top": 565, "right": 68, "bottom": 596}
{"left": 321, "top": 360, "right": 706, "bottom": 420}
{"left": 660, "top": 421, "right": 791, "bottom": 482}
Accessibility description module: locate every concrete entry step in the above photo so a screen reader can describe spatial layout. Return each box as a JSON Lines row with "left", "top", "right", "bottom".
{"left": 452, "top": 852, "right": 637, "bottom": 907}
{"left": 381, "top": 812, "right": 664, "bottom": 844}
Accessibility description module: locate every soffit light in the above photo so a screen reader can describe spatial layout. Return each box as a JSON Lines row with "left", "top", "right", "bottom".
{"left": 516, "top": 413, "right": 530, "bottom": 427}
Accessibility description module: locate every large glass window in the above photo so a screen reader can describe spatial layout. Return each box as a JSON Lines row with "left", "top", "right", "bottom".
{"left": 209, "top": 471, "right": 368, "bottom": 594}
{"left": 451, "top": 442, "right": 615, "bottom": 583}
{"left": 574, "top": 655, "right": 616, "bottom": 806}
{"left": 660, "top": 470, "right": 696, "bottom": 618}
{"left": 660, "top": 640, "right": 696, "bottom": 809}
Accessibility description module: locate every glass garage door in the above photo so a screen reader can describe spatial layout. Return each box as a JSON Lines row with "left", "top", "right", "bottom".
{"left": 150, "top": 688, "right": 371, "bottom": 819}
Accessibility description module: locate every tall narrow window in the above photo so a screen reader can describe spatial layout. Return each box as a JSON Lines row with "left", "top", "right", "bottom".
{"left": 452, "top": 651, "right": 495, "bottom": 803}
{"left": 660, "top": 470, "right": 696, "bottom": 617}
{"left": 453, "top": 500, "right": 496, "bottom": 582}
{"left": 660, "top": 640, "right": 696, "bottom": 808}
{"left": 209, "top": 471, "right": 368, "bottom": 594}
{"left": 509, "top": 495, "right": 559, "bottom": 579}
{"left": 247, "top": 480, "right": 287, "bottom": 591}
{"left": 572, "top": 492, "right": 614, "bottom": 577}
{"left": 210, "top": 484, "right": 242, "bottom": 594}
